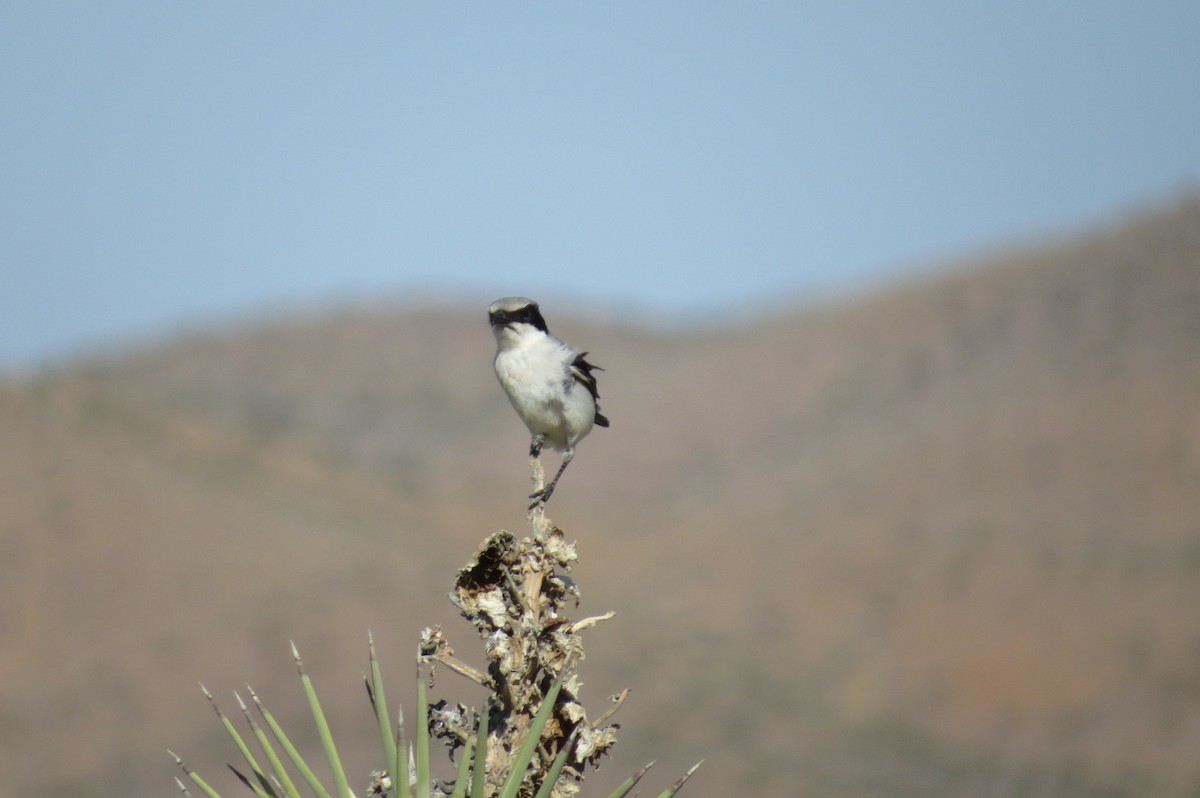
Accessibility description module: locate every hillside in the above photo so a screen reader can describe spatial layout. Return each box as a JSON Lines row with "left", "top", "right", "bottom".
{"left": 2, "top": 194, "right": 1200, "bottom": 797}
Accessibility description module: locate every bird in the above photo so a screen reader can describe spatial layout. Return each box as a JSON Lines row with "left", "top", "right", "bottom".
{"left": 488, "top": 297, "right": 609, "bottom": 508}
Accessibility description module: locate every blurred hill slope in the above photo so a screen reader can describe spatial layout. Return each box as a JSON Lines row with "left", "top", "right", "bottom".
{"left": 2, "top": 194, "right": 1200, "bottom": 797}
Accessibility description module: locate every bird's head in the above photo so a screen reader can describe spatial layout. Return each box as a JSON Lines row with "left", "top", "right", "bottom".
{"left": 488, "top": 297, "right": 549, "bottom": 344}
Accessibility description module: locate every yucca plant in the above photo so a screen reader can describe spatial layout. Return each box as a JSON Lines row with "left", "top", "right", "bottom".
{"left": 172, "top": 461, "right": 701, "bottom": 798}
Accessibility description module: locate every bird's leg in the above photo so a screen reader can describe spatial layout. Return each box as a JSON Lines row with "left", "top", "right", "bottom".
{"left": 528, "top": 434, "right": 548, "bottom": 505}
{"left": 529, "top": 433, "right": 546, "bottom": 458}
{"left": 529, "top": 447, "right": 574, "bottom": 509}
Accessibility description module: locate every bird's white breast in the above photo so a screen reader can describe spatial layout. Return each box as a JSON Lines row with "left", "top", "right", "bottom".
{"left": 493, "top": 330, "right": 596, "bottom": 450}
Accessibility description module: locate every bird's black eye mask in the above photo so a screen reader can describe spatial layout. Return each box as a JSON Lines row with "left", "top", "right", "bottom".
{"left": 490, "top": 304, "right": 549, "bottom": 334}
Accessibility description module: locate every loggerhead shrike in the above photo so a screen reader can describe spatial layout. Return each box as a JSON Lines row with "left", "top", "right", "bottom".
{"left": 488, "top": 297, "right": 609, "bottom": 508}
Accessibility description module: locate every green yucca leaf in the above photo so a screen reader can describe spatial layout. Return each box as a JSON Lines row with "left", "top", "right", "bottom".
{"left": 470, "top": 710, "right": 488, "bottom": 798}
{"left": 228, "top": 764, "right": 273, "bottom": 798}
{"left": 367, "top": 631, "right": 399, "bottom": 771}
{"left": 652, "top": 760, "right": 703, "bottom": 798}
{"left": 201, "top": 685, "right": 276, "bottom": 798}
{"left": 498, "top": 678, "right": 564, "bottom": 798}
{"left": 604, "top": 760, "right": 654, "bottom": 798}
{"left": 236, "top": 691, "right": 302, "bottom": 798}
{"left": 447, "top": 731, "right": 476, "bottom": 798}
{"left": 169, "top": 750, "right": 224, "bottom": 798}
{"left": 249, "top": 686, "right": 332, "bottom": 798}
{"left": 532, "top": 727, "right": 579, "bottom": 798}
{"left": 415, "top": 665, "right": 432, "bottom": 798}
{"left": 293, "top": 642, "right": 354, "bottom": 798}
{"left": 392, "top": 704, "right": 409, "bottom": 798}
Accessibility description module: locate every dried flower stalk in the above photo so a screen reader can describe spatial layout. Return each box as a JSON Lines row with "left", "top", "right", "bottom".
{"left": 420, "top": 456, "right": 620, "bottom": 798}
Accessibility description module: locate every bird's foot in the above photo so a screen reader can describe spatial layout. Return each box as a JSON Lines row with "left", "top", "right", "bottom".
{"left": 529, "top": 434, "right": 546, "bottom": 458}
{"left": 527, "top": 484, "right": 556, "bottom": 510}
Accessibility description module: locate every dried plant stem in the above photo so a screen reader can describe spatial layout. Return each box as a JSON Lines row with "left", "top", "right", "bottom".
{"left": 421, "top": 458, "right": 620, "bottom": 797}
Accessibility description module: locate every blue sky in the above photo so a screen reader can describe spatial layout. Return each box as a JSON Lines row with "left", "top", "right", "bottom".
{"left": 2, "top": 2, "right": 1198, "bottom": 368}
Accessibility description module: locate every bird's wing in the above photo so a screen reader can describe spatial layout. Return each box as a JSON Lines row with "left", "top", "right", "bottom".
{"left": 570, "top": 352, "right": 610, "bottom": 427}
{"left": 569, "top": 352, "right": 603, "bottom": 401}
